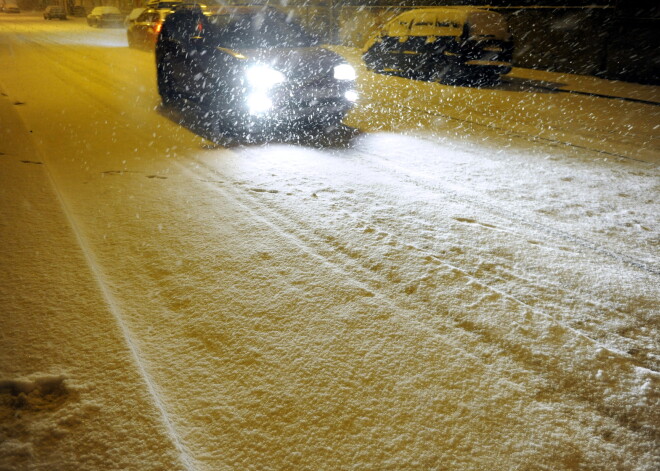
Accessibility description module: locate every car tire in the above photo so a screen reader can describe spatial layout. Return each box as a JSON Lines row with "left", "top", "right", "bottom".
{"left": 362, "top": 50, "right": 385, "bottom": 74}
{"left": 466, "top": 69, "right": 501, "bottom": 88}
{"left": 437, "top": 62, "right": 473, "bottom": 86}
{"left": 321, "top": 122, "right": 357, "bottom": 147}
{"left": 213, "top": 128, "right": 241, "bottom": 148}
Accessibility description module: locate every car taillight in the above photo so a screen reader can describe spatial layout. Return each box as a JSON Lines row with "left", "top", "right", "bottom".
{"left": 196, "top": 21, "right": 203, "bottom": 33}
{"left": 154, "top": 22, "right": 162, "bottom": 34}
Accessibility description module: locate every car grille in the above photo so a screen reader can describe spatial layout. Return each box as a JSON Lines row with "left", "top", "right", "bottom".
{"left": 273, "top": 80, "right": 346, "bottom": 109}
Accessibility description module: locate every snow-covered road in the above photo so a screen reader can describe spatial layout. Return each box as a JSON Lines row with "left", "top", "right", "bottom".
{"left": 1, "top": 13, "right": 658, "bottom": 470}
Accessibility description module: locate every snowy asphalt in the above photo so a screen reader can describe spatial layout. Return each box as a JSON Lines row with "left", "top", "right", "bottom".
{"left": 1, "top": 13, "right": 659, "bottom": 471}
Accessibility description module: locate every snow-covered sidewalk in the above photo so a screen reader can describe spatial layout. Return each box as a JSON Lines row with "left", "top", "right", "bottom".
{"left": 0, "top": 84, "right": 187, "bottom": 470}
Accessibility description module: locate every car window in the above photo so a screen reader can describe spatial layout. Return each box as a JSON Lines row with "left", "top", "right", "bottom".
{"left": 128, "top": 8, "right": 146, "bottom": 20}
{"left": 409, "top": 12, "right": 438, "bottom": 37}
{"left": 148, "top": 1, "right": 181, "bottom": 9}
{"left": 164, "top": 9, "right": 203, "bottom": 42}
{"left": 433, "top": 10, "right": 464, "bottom": 37}
{"left": 385, "top": 17, "right": 412, "bottom": 37}
{"left": 137, "top": 11, "right": 160, "bottom": 23}
{"left": 92, "top": 6, "right": 120, "bottom": 15}
{"left": 467, "top": 10, "right": 509, "bottom": 40}
{"left": 136, "top": 11, "right": 151, "bottom": 22}
{"left": 206, "top": 10, "right": 317, "bottom": 49}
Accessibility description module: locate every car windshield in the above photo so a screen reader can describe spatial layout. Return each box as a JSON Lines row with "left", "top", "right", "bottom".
{"left": 207, "top": 10, "right": 318, "bottom": 49}
{"left": 468, "top": 11, "right": 509, "bottom": 40}
{"left": 149, "top": 1, "right": 181, "bottom": 8}
{"left": 94, "top": 7, "right": 120, "bottom": 14}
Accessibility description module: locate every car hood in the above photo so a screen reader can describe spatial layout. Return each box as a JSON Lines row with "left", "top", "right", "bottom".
{"left": 234, "top": 46, "right": 347, "bottom": 81}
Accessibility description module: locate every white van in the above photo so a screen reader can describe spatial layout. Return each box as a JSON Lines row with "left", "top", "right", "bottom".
{"left": 363, "top": 7, "right": 513, "bottom": 84}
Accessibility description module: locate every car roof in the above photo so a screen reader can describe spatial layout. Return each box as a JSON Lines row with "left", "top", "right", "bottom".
{"left": 383, "top": 7, "right": 508, "bottom": 39}
{"left": 141, "top": 8, "right": 173, "bottom": 18}
{"left": 390, "top": 7, "right": 487, "bottom": 24}
{"left": 199, "top": 5, "right": 294, "bottom": 20}
{"left": 207, "top": 5, "right": 282, "bottom": 14}
{"left": 91, "top": 6, "right": 121, "bottom": 13}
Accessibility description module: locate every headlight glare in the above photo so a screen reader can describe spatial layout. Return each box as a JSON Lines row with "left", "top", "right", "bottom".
{"left": 334, "top": 63, "right": 356, "bottom": 80}
{"left": 247, "top": 92, "right": 273, "bottom": 115}
{"left": 344, "top": 90, "right": 359, "bottom": 102}
{"left": 246, "top": 65, "right": 285, "bottom": 89}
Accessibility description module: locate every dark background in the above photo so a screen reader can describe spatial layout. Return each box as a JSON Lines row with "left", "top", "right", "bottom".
{"left": 14, "top": 0, "right": 660, "bottom": 84}
{"left": 327, "top": 0, "right": 660, "bottom": 84}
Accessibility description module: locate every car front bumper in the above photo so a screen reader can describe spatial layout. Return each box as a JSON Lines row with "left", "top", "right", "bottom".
{"left": 212, "top": 81, "right": 357, "bottom": 134}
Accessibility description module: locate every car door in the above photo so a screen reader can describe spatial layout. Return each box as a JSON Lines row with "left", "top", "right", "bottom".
{"left": 133, "top": 10, "right": 156, "bottom": 46}
{"left": 160, "top": 9, "right": 207, "bottom": 97}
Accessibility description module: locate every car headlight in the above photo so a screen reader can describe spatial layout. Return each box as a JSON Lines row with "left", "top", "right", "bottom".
{"left": 246, "top": 92, "right": 273, "bottom": 115}
{"left": 344, "top": 90, "right": 359, "bottom": 102}
{"left": 334, "top": 63, "right": 356, "bottom": 80}
{"left": 246, "top": 65, "right": 285, "bottom": 90}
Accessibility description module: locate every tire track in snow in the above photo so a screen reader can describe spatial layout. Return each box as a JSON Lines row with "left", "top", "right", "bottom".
{"left": 181, "top": 154, "right": 659, "bottom": 438}
{"left": 361, "top": 83, "right": 657, "bottom": 164}
{"left": 11, "top": 24, "right": 655, "bottom": 442}
{"left": 335, "top": 146, "right": 659, "bottom": 369}
{"left": 182, "top": 156, "right": 588, "bottom": 350}
{"left": 195, "top": 145, "right": 658, "bottom": 371}
{"left": 522, "top": 81, "right": 660, "bottom": 107}
{"left": 405, "top": 103, "right": 656, "bottom": 164}
{"left": 41, "top": 18, "right": 652, "bottom": 373}
{"left": 9, "top": 28, "right": 158, "bottom": 122}
{"left": 333, "top": 44, "right": 659, "bottom": 158}
{"left": 2, "top": 33, "right": 198, "bottom": 471}
{"left": 24, "top": 114, "right": 197, "bottom": 471}
{"left": 45, "top": 177, "right": 198, "bottom": 471}
{"left": 24, "top": 26, "right": 657, "bottom": 278}
{"left": 355, "top": 147, "right": 660, "bottom": 277}
{"left": 184, "top": 151, "right": 651, "bottom": 363}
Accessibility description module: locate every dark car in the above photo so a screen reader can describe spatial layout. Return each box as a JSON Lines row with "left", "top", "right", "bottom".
{"left": 127, "top": 7, "right": 172, "bottom": 49}
{"left": 146, "top": 0, "right": 182, "bottom": 9}
{"left": 363, "top": 7, "right": 513, "bottom": 85}
{"left": 72, "top": 5, "right": 86, "bottom": 17}
{"left": 87, "top": 6, "right": 124, "bottom": 28}
{"left": 124, "top": 7, "right": 146, "bottom": 28}
{"left": 156, "top": 6, "right": 358, "bottom": 141}
{"left": 44, "top": 5, "right": 67, "bottom": 20}
{"left": 2, "top": 3, "right": 20, "bottom": 13}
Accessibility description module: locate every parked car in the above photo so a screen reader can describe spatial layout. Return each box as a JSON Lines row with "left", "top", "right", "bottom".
{"left": 124, "top": 7, "right": 145, "bottom": 28}
{"left": 127, "top": 7, "right": 174, "bottom": 49}
{"left": 44, "top": 5, "right": 67, "bottom": 20}
{"left": 156, "top": 6, "right": 358, "bottom": 141}
{"left": 72, "top": 5, "right": 86, "bottom": 17}
{"left": 146, "top": 0, "right": 182, "bottom": 9}
{"left": 87, "top": 6, "right": 124, "bottom": 28}
{"left": 363, "top": 7, "right": 513, "bottom": 85}
{"left": 2, "top": 2, "right": 20, "bottom": 13}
